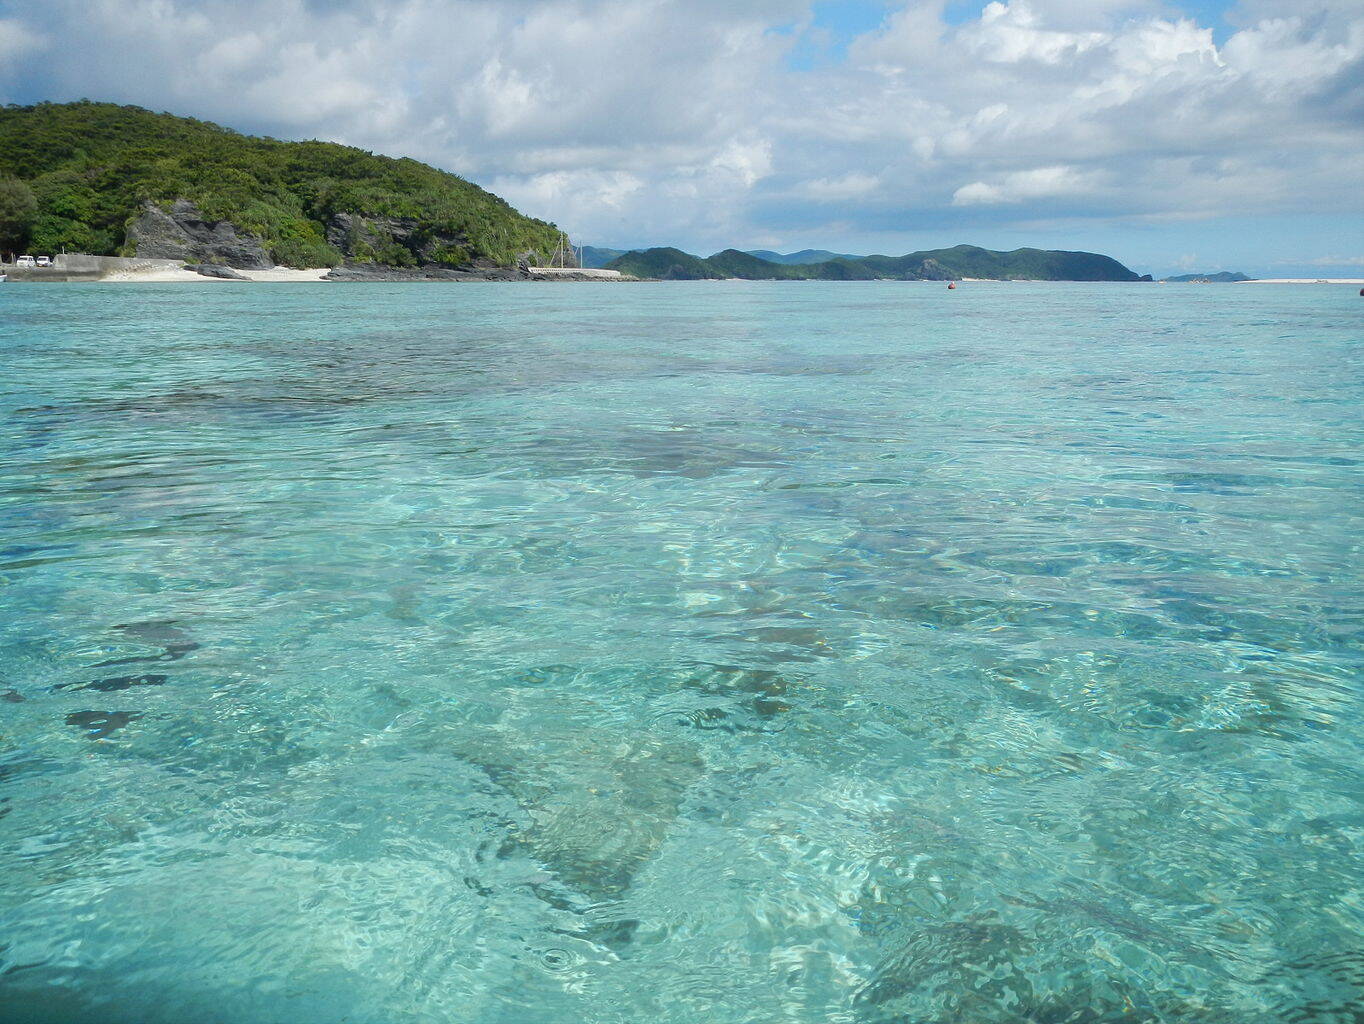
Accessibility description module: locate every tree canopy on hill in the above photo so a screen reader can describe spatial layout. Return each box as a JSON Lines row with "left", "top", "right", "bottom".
{"left": 745, "top": 249, "right": 856, "bottom": 265}
{"left": 0, "top": 177, "right": 37, "bottom": 256}
{"left": 1161, "top": 271, "right": 1251, "bottom": 282}
{"left": 608, "top": 247, "right": 725, "bottom": 280}
{"left": 0, "top": 101, "right": 566, "bottom": 267}
{"left": 607, "top": 243, "right": 1147, "bottom": 281}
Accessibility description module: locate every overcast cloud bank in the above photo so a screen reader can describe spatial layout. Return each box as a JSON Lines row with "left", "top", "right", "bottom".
{"left": 1, "top": 0, "right": 1360, "bottom": 275}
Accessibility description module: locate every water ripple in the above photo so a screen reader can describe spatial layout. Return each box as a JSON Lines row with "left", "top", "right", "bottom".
{"left": 1, "top": 282, "right": 1361, "bottom": 1022}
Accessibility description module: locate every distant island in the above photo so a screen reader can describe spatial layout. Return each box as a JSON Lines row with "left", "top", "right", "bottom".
{"left": 1161, "top": 271, "right": 1252, "bottom": 283}
{"left": 603, "top": 245, "right": 1151, "bottom": 282}
{"left": 0, "top": 101, "right": 573, "bottom": 277}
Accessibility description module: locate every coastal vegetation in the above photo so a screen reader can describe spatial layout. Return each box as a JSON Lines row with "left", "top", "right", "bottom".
{"left": 606, "top": 244, "right": 1149, "bottom": 281}
{"left": 1161, "top": 271, "right": 1252, "bottom": 282}
{"left": 745, "top": 248, "right": 855, "bottom": 265}
{"left": 0, "top": 101, "right": 567, "bottom": 268}
{"left": 580, "top": 245, "right": 631, "bottom": 269}
{"left": 0, "top": 176, "right": 37, "bottom": 257}
{"left": 601, "top": 247, "right": 725, "bottom": 280}
{"left": 0, "top": 101, "right": 1148, "bottom": 281}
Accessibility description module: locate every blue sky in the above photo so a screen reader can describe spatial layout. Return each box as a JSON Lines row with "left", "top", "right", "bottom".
{"left": 0, "top": 0, "right": 1360, "bottom": 277}
{"left": 792, "top": 0, "right": 1244, "bottom": 66}
{"left": 787, "top": 2, "right": 896, "bottom": 68}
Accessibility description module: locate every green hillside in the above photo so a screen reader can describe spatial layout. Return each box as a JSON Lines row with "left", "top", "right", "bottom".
{"left": 0, "top": 101, "right": 566, "bottom": 267}
{"left": 608, "top": 247, "right": 724, "bottom": 280}
{"left": 1162, "top": 271, "right": 1251, "bottom": 282}
{"left": 608, "top": 243, "right": 1148, "bottom": 281}
{"left": 746, "top": 248, "right": 856, "bottom": 265}
{"left": 870, "top": 245, "right": 1144, "bottom": 281}
{"left": 581, "top": 245, "right": 631, "bottom": 269}
{"left": 706, "top": 249, "right": 811, "bottom": 279}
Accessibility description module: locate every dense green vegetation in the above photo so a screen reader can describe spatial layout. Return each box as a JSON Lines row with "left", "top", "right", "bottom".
{"left": 580, "top": 245, "right": 630, "bottom": 269}
{"left": 1161, "top": 271, "right": 1251, "bottom": 282}
{"left": 0, "top": 177, "right": 37, "bottom": 256}
{"left": 607, "top": 247, "right": 725, "bottom": 280}
{"left": 0, "top": 101, "right": 566, "bottom": 267}
{"left": 609, "top": 243, "right": 1147, "bottom": 281}
{"left": 707, "top": 249, "right": 878, "bottom": 280}
{"left": 861, "top": 245, "right": 1145, "bottom": 281}
{"left": 746, "top": 249, "right": 855, "bottom": 265}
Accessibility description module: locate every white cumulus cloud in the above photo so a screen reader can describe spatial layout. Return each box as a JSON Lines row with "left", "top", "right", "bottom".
{"left": 952, "top": 165, "right": 1100, "bottom": 205}
{"left": 0, "top": 0, "right": 1359, "bottom": 266}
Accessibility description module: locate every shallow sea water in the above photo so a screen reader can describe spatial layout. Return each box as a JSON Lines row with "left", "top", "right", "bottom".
{"left": 1, "top": 281, "right": 1361, "bottom": 1023}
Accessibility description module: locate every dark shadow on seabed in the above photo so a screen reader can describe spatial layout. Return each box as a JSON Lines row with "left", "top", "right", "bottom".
{"left": 1, "top": 283, "right": 1362, "bottom": 1022}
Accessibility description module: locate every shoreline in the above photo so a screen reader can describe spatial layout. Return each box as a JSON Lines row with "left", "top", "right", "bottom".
{"left": 0, "top": 261, "right": 630, "bottom": 283}
{"left": 6, "top": 262, "right": 1361, "bottom": 286}
{"left": 1234, "top": 278, "right": 1364, "bottom": 285}
{"left": 99, "top": 266, "right": 331, "bottom": 283}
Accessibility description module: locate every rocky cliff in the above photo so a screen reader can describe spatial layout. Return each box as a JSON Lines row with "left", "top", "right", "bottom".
{"left": 326, "top": 212, "right": 465, "bottom": 268}
{"left": 2, "top": 102, "right": 570, "bottom": 269}
{"left": 127, "top": 200, "right": 273, "bottom": 269}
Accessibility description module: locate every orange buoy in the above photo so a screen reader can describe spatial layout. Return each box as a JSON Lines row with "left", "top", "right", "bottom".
{"left": 947, "top": 281, "right": 957, "bottom": 290}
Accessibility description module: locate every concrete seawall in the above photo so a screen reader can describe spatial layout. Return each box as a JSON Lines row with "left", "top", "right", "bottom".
{"left": 2, "top": 254, "right": 186, "bottom": 281}
{"left": 529, "top": 267, "right": 624, "bottom": 280}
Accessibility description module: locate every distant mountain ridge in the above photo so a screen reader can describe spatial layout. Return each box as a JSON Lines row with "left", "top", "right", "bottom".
{"left": 581, "top": 246, "right": 857, "bottom": 269}
{"left": 1161, "top": 271, "right": 1252, "bottom": 282}
{"left": 580, "top": 246, "right": 630, "bottom": 269}
{"left": 745, "top": 249, "right": 857, "bottom": 265}
{"left": 606, "top": 244, "right": 1150, "bottom": 282}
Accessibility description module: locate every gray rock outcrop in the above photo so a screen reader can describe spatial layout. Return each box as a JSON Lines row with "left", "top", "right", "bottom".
{"left": 128, "top": 200, "right": 272, "bottom": 269}
{"left": 324, "top": 212, "right": 472, "bottom": 266}
{"left": 185, "top": 263, "right": 249, "bottom": 281}
{"left": 323, "top": 262, "right": 530, "bottom": 282}
{"left": 910, "top": 257, "right": 953, "bottom": 281}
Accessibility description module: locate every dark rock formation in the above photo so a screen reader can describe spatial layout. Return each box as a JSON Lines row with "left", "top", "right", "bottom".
{"left": 526, "top": 270, "right": 626, "bottom": 282}
{"left": 324, "top": 212, "right": 477, "bottom": 267}
{"left": 185, "top": 263, "right": 249, "bottom": 280}
{"left": 324, "top": 261, "right": 530, "bottom": 282}
{"left": 324, "top": 262, "right": 622, "bottom": 283}
{"left": 127, "top": 200, "right": 273, "bottom": 269}
{"left": 65, "top": 710, "right": 140, "bottom": 739}
{"left": 912, "top": 257, "right": 954, "bottom": 280}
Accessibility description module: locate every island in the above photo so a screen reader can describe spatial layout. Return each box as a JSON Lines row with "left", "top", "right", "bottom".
{"left": 0, "top": 101, "right": 589, "bottom": 280}
{"left": 1161, "top": 271, "right": 1253, "bottom": 283}
{"left": 605, "top": 245, "right": 1152, "bottom": 282}
{"left": 1, "top": 101, "right": 1152, "bottom": 285}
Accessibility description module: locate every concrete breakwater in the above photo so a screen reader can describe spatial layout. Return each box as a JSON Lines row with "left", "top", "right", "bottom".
{"left": 528, "top": 267, "right": 624, "bottom": 280}
{"left": 1, "top": 254, "right": 187, "bottom": 282}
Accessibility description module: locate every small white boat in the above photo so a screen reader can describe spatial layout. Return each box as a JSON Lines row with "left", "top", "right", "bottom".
{"left": 0, "top": 273, "right": 7, "bottom": 283}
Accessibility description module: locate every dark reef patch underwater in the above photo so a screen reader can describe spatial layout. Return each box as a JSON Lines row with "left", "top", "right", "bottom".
{"left": 1, "top": 281, "right": 1362, "bottom": 1023}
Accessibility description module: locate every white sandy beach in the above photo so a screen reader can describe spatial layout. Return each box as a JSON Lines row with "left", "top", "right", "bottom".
{"left": 1236, "top": 278, "right": 1364, "bottom": 285}
{"left": 100, "top": 265, "right": 331, "bottom": 282}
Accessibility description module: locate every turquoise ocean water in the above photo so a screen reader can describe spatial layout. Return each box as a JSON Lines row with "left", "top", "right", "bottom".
{"left": 1, "top": 282, "right": 1361, "bottom": 1022}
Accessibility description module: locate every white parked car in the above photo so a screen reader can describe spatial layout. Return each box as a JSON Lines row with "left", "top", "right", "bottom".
{"left": 35, "top": 256, "right": 52, "bottom": 268}
{"left": 15, "top": 255, "right": 36, "bottom": 268}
